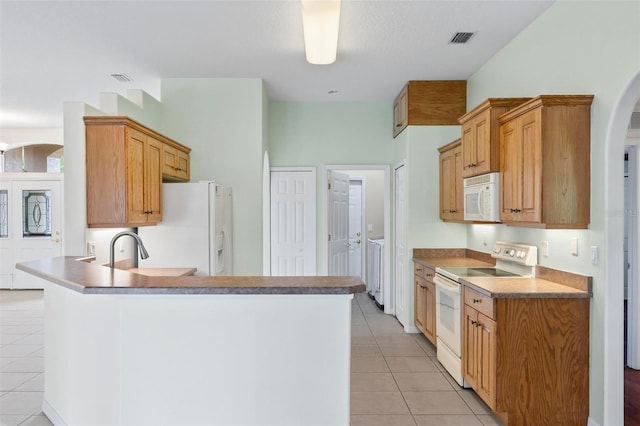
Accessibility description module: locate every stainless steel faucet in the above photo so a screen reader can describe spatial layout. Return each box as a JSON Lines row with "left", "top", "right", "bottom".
{"left": 109, "top": 231, "right": 150, "bottom": 268}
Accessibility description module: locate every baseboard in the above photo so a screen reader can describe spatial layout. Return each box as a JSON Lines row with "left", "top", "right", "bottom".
{"left": 42, "top": 400, "right": 66, "bottom": 426}
{"left": 404, "top": 324, "right": 421, "bottom": 334}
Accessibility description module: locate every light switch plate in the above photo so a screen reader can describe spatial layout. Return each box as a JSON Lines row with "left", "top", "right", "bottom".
{"left": 542, "top": 240, "right": 549, "bottom": 257}
{"left": 570, "top": 237, "right": 579, "bottom": 256}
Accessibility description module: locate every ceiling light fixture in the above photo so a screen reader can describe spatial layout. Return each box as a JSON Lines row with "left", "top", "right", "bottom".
{"left": 301, "top": 0, "right": 341, "bottom": 65}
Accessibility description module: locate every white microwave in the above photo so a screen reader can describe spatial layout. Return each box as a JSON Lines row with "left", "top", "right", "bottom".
{"left": 463, "top": 172, "right": 500, "bottom": 222}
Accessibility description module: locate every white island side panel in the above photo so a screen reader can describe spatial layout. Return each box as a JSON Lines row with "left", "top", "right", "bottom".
{"left": 43, "top": 286, "right": 353, "bottom": 426}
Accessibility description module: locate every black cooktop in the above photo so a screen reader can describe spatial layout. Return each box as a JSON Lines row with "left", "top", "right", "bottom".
{"left": 439, "top": 267, "right": 520, "bottom": 278}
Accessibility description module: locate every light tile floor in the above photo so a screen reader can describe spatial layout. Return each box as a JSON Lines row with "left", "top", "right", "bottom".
{"left": 350, "top": 291, "right": 502, "bottom": 426}
{"left": 0, "top": 289, "right": 502, "bottom": 426}
{"left": 0, "top": 290, "right": 51, "bottom": 426}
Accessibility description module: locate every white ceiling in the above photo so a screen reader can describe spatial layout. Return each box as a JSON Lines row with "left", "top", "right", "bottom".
{"left": 0, "top": 0, "right": 555, "bottom": 128}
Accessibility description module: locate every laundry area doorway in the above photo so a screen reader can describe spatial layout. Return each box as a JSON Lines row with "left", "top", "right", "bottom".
{"left": 325, "top": 165, "right": 391, "bottom": 313}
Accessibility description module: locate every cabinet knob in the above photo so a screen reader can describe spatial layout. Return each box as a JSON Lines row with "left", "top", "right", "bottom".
{"left": 396, "top": 124, "right": 402, "bottom": 128}
{"left": 473, "top": 298, "right": 482, "bottom": 304}
{"left": 471, "top": 320, "right": 477, "bottom": 326}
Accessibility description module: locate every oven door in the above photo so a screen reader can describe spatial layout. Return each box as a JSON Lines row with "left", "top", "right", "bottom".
{"left": 434, "top": 273, "right": 462, "bottom": 356}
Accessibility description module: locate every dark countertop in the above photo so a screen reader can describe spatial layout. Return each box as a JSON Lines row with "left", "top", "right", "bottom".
{"left": 16, "top": 257, "right": 366, "bottom": 295}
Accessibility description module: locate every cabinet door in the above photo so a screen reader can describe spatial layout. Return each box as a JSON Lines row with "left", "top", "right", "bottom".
{"left": 414, "top": 276, "right": 426, "bottom": 334}
{"left": 126, "top": 128, "right": 149, "bottom": 224}
{"left": 393, "top": 88, "right": 408, "bottom": 137}
{"left": 439, "top": 149, "right": 455, "bottom": 220}
{"left": 472, "top": 112, "right": 491, "bottom": 175}
{"left": 461, "top": 124, "right": 475, "bottom": 177}
{"left": 423, "top": 278, "right": 436, "bottom": 345}
{"left": 176, "top": 149, "right": 190, "bottom": 180}
{"left": 500, "top": 110, "right": 542, "bottom": 224}
{"left": 162, "top": 144, "right": 178, "bottom": 176}
{"left": 146, "top": 137, "right": 163, "bottom": 223}
{"left": 476, "top": 312, "right": 497, "bottom": 410}
{"left": 462, "top": 112, "right": 490, "bottom": 178}
{"left": 462, "top": 304, "right": 478, "bottom": 389}
{"left": 453, "top": 144, "right": 464, "bottom": 220}
{"left": 518, "top": 110, "right": 542, "bottom": 223}
{"left": 500, "top": 120, "right": 520, "bottom": 222}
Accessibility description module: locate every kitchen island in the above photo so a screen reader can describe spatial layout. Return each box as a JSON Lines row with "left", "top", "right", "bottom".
{"left": 17, "top": 257, "right": 365, "bottom": 426}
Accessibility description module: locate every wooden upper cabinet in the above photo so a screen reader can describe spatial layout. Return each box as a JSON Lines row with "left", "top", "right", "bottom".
{"left": 393, "top": 81, "right": 467, "bottom": 138}
{"left": 458, "top": 98, "right": 531, "bottom": 178}
{"left": 84, "top": 116, "right": 191, "bottom": 227}
{"left": 438, "top": 139, "right": 464, "bottom": 222}
{"left": 498, "top": 95, "right": 593, "bottom": 229}
{"left": 162, "top": 142, "right": 191, "bottom": 182}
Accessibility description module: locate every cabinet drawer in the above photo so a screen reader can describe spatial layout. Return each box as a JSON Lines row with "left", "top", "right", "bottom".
{"left": 414, "top": 263, "right": 435, "bottom": 282}
{"left": 464, "top": 286, "right": 495, "bottom": 319}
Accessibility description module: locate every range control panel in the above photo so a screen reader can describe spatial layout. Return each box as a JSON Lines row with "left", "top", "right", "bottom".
{"left": 491, "top": 241, "right": 538, "bottom": 266}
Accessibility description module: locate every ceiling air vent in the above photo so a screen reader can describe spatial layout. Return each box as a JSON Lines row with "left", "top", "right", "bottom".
{"left": 449, "top": 32, "right": 475, "bottom": 44}
{"left": 110, "top": 73, "right": 133, "bottom": 82}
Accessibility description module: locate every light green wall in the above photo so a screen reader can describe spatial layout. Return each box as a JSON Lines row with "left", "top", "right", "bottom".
{"left": 394, "top": 126, "right": 467, "bottom": 328}
{"left": 465, "top": 1, "right": 640, "bottom": 423}
{"left": 159, "top": 78, "right": 266, "bottom": 275}
{"left": 269, "top": 101, "right": 394, "bottom": 271}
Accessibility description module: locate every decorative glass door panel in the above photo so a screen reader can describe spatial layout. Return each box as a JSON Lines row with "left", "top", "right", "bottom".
{"left": 0, "top": 189, "right": 8, "bottom": 238}
{"left": 22, "top": 190, "right": 52, "bottom": 237}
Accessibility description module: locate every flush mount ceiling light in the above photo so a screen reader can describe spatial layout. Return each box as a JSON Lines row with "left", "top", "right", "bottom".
{"left": 301, "top": 0, "right": 341, "bottom": 65}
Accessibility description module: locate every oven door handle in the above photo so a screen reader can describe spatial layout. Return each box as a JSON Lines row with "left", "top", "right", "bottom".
{"left": 434, "top": 275, "right": 461, "bottom": 295}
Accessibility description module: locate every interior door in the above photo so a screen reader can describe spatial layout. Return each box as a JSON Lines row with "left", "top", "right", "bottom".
{"left": 270, "top": 170, "right": 316, "bottom": 276}
{"left": 348, "top": 179, "right": 364, "bottom": 278}
{"left": 328, "top": 170, "right": 349, "bottom": 276}
{"left": 394, "top": 164, "right": 407, "bottom": 324}
{"left": 11, "top": 179, "right": 62, "bottom": 289}
{"left": 0, "top": 180, "right": 11, "bottom": 288}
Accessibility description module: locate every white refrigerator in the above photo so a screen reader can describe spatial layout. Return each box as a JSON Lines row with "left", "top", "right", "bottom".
{"left": 139, "top": 181, "right": 233, "bottom": 276}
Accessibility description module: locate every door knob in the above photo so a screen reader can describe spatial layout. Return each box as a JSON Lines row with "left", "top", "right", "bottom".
{"left": 355, "top": 239, "right": 361, "bottom": 244}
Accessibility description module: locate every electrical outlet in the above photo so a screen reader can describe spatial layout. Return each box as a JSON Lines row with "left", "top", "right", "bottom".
{"left": 368, "top": 224, "right": 373, "bottom": 232}
{"left": 542, "top": 240, "right": 549, "bottom": 257}
{"left": 482, "top": 231, "right": 488, "bottom": 246}
{"left": 87, "top": 241, "right": 96, "bottom": 256}
{"left": 570, "top": 237, "right": 579, "bottom": 256}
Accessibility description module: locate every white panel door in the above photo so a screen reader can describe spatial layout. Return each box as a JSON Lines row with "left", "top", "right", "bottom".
{"left": 348, "top": 180, "right": 364, "bottom": 278}
{"left": 328, "top": 171, "right": 349, "bottom": 276}
{"left": 270, "top": 170, "right": 316, "bottom": 276}
{"left": 11, "top": 179, "right": 63, "bottom": 289}
{"left": 0, "top": 180, "right": 11, "bottom": 288}
{"left": 394, "top": 164, "right": 407, "bottom": 325}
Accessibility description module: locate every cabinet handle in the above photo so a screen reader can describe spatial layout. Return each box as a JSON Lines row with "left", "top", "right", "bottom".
{"left": 396, "top": 124, "right": 402, "bottom": 128}
{"left": 510, "top": 208, "right": 522, "bottom": 213}
{"left": 425, "top": 273, "right": 432, "bottom": 277}
{"left": 416, "top": 268, "right": 422, "bottom": 272}
{"left": 471, "top": 320, "right": 477, "bottom": 326}
{"left": 473, "top": 298, "right": 482, "bottom": 304}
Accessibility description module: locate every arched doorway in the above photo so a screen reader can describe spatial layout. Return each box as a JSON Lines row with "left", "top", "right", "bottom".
{"left": 605, "top": 70, "right": 640, "bottom": 425}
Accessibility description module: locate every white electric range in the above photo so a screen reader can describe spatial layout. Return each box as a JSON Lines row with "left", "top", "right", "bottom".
{"left": 433, "top": 242, "right": 538, "bottom": 387}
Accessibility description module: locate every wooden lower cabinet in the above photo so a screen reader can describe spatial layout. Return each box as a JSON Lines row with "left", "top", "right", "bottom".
{"left": 414, "top": 264, "right": 436, "bottom": 345}
{"left": 462, "top": 286, "right": 589, "bottom": 426}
